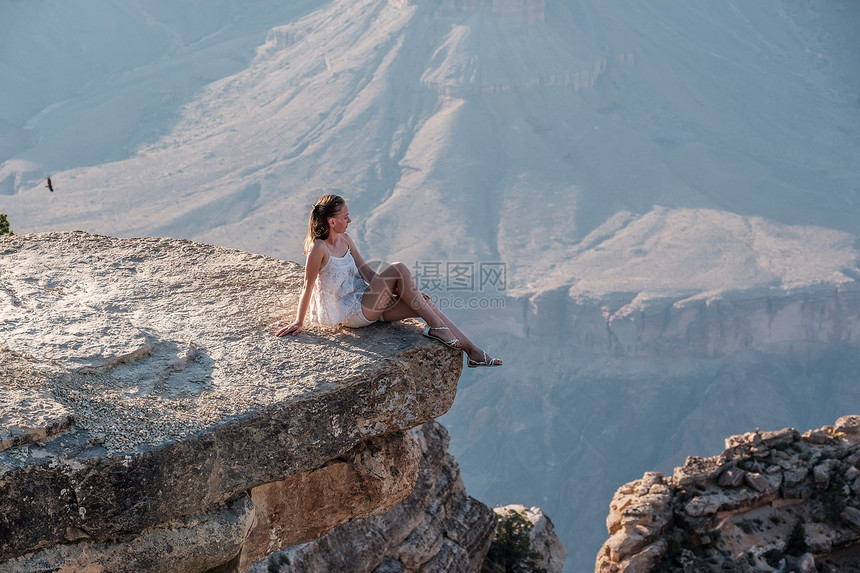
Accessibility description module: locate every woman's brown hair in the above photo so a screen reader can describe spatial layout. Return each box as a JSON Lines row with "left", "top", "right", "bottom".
{"left": 304, "top": 194, "right": 345, "bottom": 254}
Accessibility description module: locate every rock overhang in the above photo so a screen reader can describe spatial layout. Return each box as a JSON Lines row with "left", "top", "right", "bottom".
{"left": 0, "top": 231, "right": 462, "bottom": 562}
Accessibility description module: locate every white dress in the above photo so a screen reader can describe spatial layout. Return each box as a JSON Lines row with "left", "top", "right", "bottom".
{"left": 308, "top": 248, "right": 370, "bottom": 327}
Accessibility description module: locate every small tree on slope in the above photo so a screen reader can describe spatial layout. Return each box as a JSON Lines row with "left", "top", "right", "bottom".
{"left": 0, "top": 213, "right": 13, "bottom": 236}
{"left": 482, "top": 509, "right": 547, "bottom": 573}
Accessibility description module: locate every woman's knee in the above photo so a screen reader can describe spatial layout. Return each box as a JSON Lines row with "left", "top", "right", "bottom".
{"left": 375, "top": 262, "right": 410, "bottom": 285}
{"left": 391, "top": 262, "right": 413, "bottom": 281}
{"left": 378, "top": 261, "right": 404, "bottom": 278}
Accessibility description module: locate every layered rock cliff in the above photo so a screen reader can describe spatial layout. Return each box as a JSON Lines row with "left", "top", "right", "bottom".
{"left": 596, "top": 416, "right": 860, "bottom": 572}
{"left": 249, "top": 421, "right": 497, "bottom": 573}
{"left": 526, "top": 284, "right": 860, "bottom": 360}
{"left": 520, "top": 208, "right": 860, "bottom": 360}
{"left": 252, "top": 422, "right": 567, "bottom": 573}
{"left": 0, "top": 232, "right": 464, "bottom": 572}
{"left": 440, "top": 206, "right": 860, "bottom": 571}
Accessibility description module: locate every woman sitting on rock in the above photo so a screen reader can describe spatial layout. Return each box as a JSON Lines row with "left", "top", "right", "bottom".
{"left": 276, "top": 194, "right": 501, "bottom": 367}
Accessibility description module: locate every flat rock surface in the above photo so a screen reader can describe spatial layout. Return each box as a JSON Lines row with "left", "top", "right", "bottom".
{"left": 0, "top": 231, "right": 450, "bottom": 453}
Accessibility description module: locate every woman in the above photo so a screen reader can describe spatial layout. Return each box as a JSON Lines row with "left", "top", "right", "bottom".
{"left": 276, "top": 194, "right": 502, "bottom": 368}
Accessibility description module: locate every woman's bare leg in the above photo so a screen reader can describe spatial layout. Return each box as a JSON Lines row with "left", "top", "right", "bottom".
{"left": 379, "top": 295, "right": 467, "bottom": 346}
{"left": 361, "top": 263, "right": 499, "bottom": 364}
{"left": 360, "top": 262, "right": 446, "bottom": 330}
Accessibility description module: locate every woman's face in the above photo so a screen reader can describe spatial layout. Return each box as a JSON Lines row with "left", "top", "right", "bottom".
{"left": 329, "top": 203, "right": 351, "bottom": 234}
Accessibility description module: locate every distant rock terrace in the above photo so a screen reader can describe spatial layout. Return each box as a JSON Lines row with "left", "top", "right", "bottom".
{"left": 0, "top": 231, "right": 463, "bottom": 572}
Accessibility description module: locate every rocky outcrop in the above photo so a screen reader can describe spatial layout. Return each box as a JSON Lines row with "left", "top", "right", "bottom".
{"left": 248, "top": 421, "right": 497, "bottom": 573}
{"left": 0, "top": 232, "right": 463, "bottom": 572}
{"left": 596, "top": 416, "right": 860, "bottom": 572}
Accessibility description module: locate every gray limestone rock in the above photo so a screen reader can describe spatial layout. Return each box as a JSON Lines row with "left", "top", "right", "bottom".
{"left": 637, "top": 471, "right": 665, "bottom": 496}
{"left": 798, "top": 553, "right": 817, "bottom": 573}
{"left": 744, "top": 472, "right": 771, "bottom": 493}
{"left": 803, "top": 429, "right": 829, "bottom": 444}
{"left": 674, "top": 456, "right": 729, "bottom": 488}
{"left": 0, "top": 356, "right": 74, "bottom": 453}
{"left": 813, "top": 459, "right": 841, "bottom": 489}
{"left": 836, "top": 416, "right": 860, "bottom": 435}
{"left": 0, "top": 494, "right": 255, "bottom": 573}
{"left": 783, "top": 466, "right": 812, "bottom": 499}
{"left": 842, "top": 507, "right": 860, "bottom": 531}
{"left": 0, "top": 233, "right": 463, "bottom": 570}
{"left": 374, "top": 558, "right": 406, "bottom": 573}
{"left": 761, "top": 427, "right": 800, "bottom": 448}
{"left": 596, "top": 418, "right": 860, "bottom": 572}
{"left": 718, "top": 468, "right": 745, "bottom": 488}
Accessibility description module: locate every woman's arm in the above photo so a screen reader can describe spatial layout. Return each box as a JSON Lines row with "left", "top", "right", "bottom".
{"left": 344, "top": 234, "right": 377, "bottom": 284}
{"left": 276, "top": 241, "right": 326, "bottom": 337}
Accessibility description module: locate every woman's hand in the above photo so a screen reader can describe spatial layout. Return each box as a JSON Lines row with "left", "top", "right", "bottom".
{"left": 276, "top": 321, "right": 303, "bottom": 337}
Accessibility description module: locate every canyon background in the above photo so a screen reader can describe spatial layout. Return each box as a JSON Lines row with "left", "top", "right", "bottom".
{"left": 2, "top": 1, "right": 859, "bottom": 569}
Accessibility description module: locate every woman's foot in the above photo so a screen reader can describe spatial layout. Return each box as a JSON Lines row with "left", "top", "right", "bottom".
{"left": 467, "top": 349, "right": 502, "bottom": 368}
{"left": 423, "top": 325, "right": 462, "bottom": 349}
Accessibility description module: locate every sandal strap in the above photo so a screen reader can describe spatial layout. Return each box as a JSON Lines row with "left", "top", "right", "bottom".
{"left": 469, "top": 351, "right": 489, "bottom": 365}
{"left": 468, "top": 350, "right": 501, "bottom": 367}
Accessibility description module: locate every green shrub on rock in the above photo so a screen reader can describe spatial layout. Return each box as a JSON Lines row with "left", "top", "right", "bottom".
{"left": 785, "top": 520, "right": 807, "bottom": 557}
{"left": 482, "top": 509, "right": 546, "bottom": 573}
{"left": 0, "top": 213, "right": 13, "bottom": 236}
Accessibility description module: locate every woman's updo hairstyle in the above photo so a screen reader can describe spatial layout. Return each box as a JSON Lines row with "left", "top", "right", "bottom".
{"left": 304, "top": 194, "right": 345, "bottom": 253}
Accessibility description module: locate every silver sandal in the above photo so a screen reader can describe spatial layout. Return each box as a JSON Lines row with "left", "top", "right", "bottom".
{"left": 423, "top": 325, "right": 462, "bottom": 349}
{"left": 467, "top": 350, "right": 502, "bottom": 368}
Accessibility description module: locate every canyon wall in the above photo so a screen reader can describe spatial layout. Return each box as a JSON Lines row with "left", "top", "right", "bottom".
{"left": 526, "top": 284, "right": 860, "bottom": 359}
{"left": 444, "top": 276, "right": 860, "bottom": 571}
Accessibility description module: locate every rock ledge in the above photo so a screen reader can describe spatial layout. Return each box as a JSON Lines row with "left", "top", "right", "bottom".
{"left": 0, "top": 232, "right": 462, "bottom": 571}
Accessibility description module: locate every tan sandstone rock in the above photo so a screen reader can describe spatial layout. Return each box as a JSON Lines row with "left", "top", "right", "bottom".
{"left": 238, "top": 432, "right": 421, "bottom": 570}
{"left": 246, "top": 422, "right": 499, "bottom": 573}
